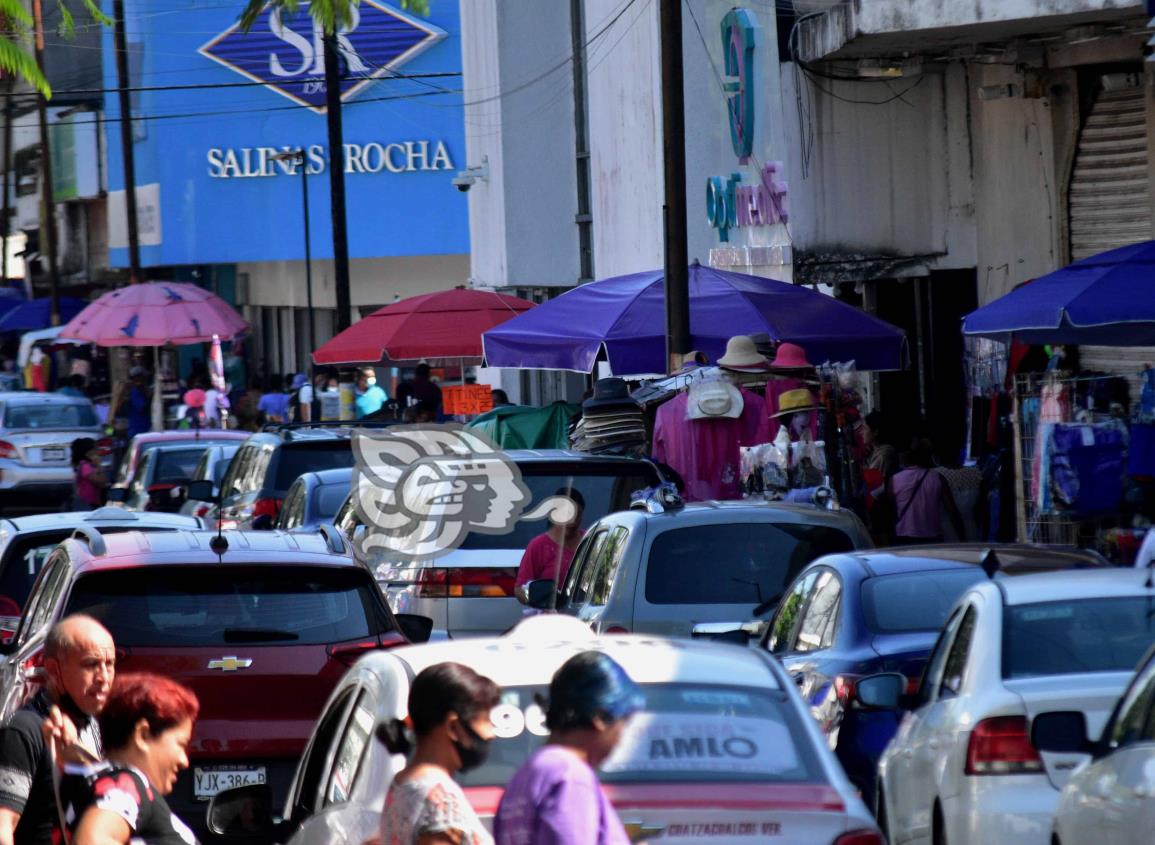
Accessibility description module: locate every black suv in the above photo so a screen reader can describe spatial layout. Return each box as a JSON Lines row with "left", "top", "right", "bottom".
{"left": 216, "top": 425, "right": 368, "bottom": 530}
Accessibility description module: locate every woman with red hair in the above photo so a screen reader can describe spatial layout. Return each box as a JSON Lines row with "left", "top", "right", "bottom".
{"left": 59, "top": 672, "right": 200, "bottom": 845}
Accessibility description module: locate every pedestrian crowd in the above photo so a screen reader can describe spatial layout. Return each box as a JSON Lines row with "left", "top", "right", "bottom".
{"left": 0, "top": 616, "right": 641, "bottom": 845}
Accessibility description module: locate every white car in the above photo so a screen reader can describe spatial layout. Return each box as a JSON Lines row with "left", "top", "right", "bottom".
{"left": 1037, "top": 643, "right": 1155, "bottom": 845}
{"left": 873, "top": 569, "right": 1155, "bottom": 845}
{"left": 207, "top": 616, "right": 882, "bottom": 845}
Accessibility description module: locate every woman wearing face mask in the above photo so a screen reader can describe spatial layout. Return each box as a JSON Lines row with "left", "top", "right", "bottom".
{"left": 494, "top": 652, "right": 644, "bottom": 845}
{"left": 59, "top": 672, "right": 200, "bottom": 845}
{"left": 378, "top": 663, "right": 500, "bottom": 845}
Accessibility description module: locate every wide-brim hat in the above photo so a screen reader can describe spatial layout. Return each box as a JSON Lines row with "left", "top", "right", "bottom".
{"left": 770, "top": 342, "right": 813, "bottom": 371}
{"left": 717, "top": 335, "right": 769, "bottom": 373}
{"left": 771, "top": 388, "right": 820, "bottom": 418}
{"left": 687, "top": 380, "right": 744, "bottom": 420}
{"left": 583, "top": 377, "right": 639, "bottom": 412}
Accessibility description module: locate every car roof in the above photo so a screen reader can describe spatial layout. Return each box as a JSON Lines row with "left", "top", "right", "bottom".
{"left": 382, "top": 616, "right": 781, "bottom": 689}
{"left": 131, "top": 431, "right": 249, "bottom": 445}
{"left": 605, "top": 500, "right": 861, "bottom": 527}
{"left": 0, "top": 393, "right": 92, "bottom": 405}
{"left": 828, "top": 544, "right": 1108, "bottom": 578}
{"left": 3, "top": 508, "right": 201, "bottom": 533}
{"left": 304, "top": 467, "right": 354, "bottom": 485}
{"left": 977, "top": 568, "right": 1155, "bottom": 605}
{"left": 58, "top": 529, "right": 351, "bottom": 572}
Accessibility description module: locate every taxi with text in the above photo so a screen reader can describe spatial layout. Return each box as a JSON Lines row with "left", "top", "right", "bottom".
{"left": 207, "top": 615, "right": 882, "bottom": 845}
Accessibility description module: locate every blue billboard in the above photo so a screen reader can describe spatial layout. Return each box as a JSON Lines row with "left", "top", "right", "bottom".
{"left": 102, "top": 0, "right": 468, "bottom": 267}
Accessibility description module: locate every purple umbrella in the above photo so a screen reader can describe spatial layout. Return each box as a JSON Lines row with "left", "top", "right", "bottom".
{"left": 482, "top": 264, "right": 907, "bottom": 374}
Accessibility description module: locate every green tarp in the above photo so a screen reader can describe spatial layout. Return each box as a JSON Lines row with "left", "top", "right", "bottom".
{"left": 468, "top": 402, "right": 579, "bottom": 450}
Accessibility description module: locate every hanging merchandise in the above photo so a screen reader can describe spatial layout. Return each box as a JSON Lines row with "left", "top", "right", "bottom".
{"left": 1048, "top": 422, "right": 1128, "bottom": 518}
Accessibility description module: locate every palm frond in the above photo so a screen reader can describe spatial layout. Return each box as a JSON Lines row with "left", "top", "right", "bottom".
{"left": 0, "top": 0, "right": 31, "bottom": 27}
{"left": 0, "top": 39, "right": 49, "bottom": 96}
{"left": 75, "top": 0, "right": 112, "bottom": 28}
{"left": 56, "top": 3, "right": 74, "bottom": 37}
{"left": 240, "top": 0, "right": 428, "bottom": 36}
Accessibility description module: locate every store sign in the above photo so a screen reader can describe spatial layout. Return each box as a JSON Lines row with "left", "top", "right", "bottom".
{"left": 205, "top": 140, "right": 453, "bottom": 178}
{"left": 199, "top": 0, "right": 446, "bottom": 112}
{"left": 705, "top": 8, "right": 788, "bottom": 243}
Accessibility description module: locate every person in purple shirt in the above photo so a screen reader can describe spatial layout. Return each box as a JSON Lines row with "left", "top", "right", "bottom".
{"left": 494, "top": 652, "right": 644, "bottom": 845}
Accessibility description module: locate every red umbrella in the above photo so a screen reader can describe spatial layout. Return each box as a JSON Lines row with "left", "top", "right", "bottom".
{"left": 313, "top": 288, "right": 534, "bottom": 366}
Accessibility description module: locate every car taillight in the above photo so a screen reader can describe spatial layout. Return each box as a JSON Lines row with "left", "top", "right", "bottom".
{"left": 414, "top": 568, "right": 516, "bottom": 598}
{"left": 252, "top": 498, "right": 283, "bottom": 520}
{"left": 326, "top": 635, "right": 403, "bottom": 667}
{"left": 833, "top": 831, "right": 884, "bottom": 845}
{"left": 965, "top": 716, "right": 1042, "bottom": 775}
{"left": 96, "top": 437, "right": 114, "bottom": 457}
{"left": 604, "top": 625, "right": 630, "bottom": 634}
{"left": 0, "top": 440, "right": 17, "bottom": 459}
{"left": 21, "top": 651, "right": 44, "bottom": 682}
{"left": 194, "top": 504, "right": 211, "bottom": 518}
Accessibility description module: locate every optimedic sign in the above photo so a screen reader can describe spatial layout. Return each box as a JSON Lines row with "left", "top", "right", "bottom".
{"left": 206, "top": 140, "right": 454, "bottom": 178}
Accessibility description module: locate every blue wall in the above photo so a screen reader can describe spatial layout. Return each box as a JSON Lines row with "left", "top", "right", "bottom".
{"left": 102, "top": 0, "right": 468, "bottom": 267}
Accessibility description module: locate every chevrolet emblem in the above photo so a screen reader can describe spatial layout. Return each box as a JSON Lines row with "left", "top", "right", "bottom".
{"left": 207, "top": 656, "right": 253, "bottom": 672}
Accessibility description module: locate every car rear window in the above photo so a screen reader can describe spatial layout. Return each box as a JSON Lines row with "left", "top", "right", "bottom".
{"left": 153, "top": 449, "right": 207, "bottom": 482}
{"left": 459, "top": 465, "right": 660, "bottom": 551}
{"left": 460, "top": 683, "right": 822, "bottom": 788}
{"left": 65, "top": 566, "right": 383, "bottom": 647}
{"left": 273, "top": 444, "right": 354, "bottom": 491}
{"left": 4, "top": 404, "right": 96, "bottom": 429}
{"left": 645, "top": 523, "right": 855, "bottom": 605}
{"left": 1002, "top": 597, "right": 1155, "bottom": 679}
{"left": 312, "top": 483, "right": 350, "bottom": 523}
{"left": 862, "top": 570, "right": 985, "bottom": 633}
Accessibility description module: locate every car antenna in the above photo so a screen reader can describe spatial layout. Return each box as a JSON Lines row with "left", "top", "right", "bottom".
{"left": 210, "top": 505, "right": 228, "bottom": 557}
{"left": 980, "top": 548, "right": 1001, "bottom": 580}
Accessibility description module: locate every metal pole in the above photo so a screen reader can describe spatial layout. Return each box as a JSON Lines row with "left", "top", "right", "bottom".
{"left": 323, "top": 32, "right": 352, "bottom": 332}
{"left": 30, "top": 0, "right": 59, "bottom": 325}
{"left": 112, "top": 0, "right": 142, "bottom": 283}
{"left": 301, "top": 151, "right": 315, "bottom": 358}
{"left": 1, "top": 79, "right": 13, "bottom": 289}
{"left": 659, "top": 0, "right": 689, "bottom": 373}
{"left": 569, "top": 0, "right": 594, "bottom": 284}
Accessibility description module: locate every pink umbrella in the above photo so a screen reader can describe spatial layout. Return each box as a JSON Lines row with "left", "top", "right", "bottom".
{"left": 59, "top": 282, "right": 247, "bottom": 347}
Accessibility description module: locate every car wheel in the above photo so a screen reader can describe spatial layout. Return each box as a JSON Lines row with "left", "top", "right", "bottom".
{"left": 933, "top": 802, "right": 946, "bottom": 845}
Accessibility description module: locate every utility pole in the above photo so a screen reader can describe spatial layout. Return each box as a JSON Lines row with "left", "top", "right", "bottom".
{"left": 1, "top": 79, "right": 13, "bottom": 288}
{"left": 323, "top": 32, "right": 352, "bottom": 332}
{"left": 112, "top": 0, "right": 142, "bottom": 282}
{"left": 659, "top": 0, "right": 689, "bottom": 373}
{"left": 30, "top": 0, "right": 60, "bottom": 325}
{"left": 570, "top": 0, "right": 594, "bottom": 284}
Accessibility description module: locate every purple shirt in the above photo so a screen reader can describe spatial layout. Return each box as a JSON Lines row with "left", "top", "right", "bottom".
{"left": 892, "top": 467, "right": 945, "bottom": 539}
{"left": 494, "top": 746, "right": 629, "bottom": 845}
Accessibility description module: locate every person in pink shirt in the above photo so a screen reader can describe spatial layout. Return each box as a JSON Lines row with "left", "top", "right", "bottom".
{"left": 890, "top": 449, "right": 964, "bottom": 544}
{"left": 515, "top": 489, "right": 585, "bottom": 594}
{"left": 71, "top": 438, "right": 108, "bottom": 510}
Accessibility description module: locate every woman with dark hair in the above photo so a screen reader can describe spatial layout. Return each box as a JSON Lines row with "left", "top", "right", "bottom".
{"left": 71, "top": 437, "right": 107, "bottom": 511}
{"left": 494, "top": 651, "right": 644, "bottom": 845}
{"left": 379, "top": 662, "right": 500, "bottom": 845}
{"left": 59, "top": 672, "right": 200, "bottom": 844}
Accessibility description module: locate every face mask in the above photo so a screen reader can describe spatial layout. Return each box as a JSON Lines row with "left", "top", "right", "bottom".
{"left": 451, "top": 716, "right": 491, "bottom": 773}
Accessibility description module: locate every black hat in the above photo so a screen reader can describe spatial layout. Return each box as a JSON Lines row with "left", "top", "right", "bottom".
{"left": 582, "top": 377, "right": 638, "bottom": 413}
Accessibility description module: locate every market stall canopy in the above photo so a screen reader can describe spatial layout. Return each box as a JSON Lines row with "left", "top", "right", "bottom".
{"left": 467, "top": 402, "right": 579, "bottom": 450}
{"left": 17, "top": 326, "right": 88, "bottom": 368}
{"left": 963, "top": 240, "right": 1155, "bottom": 345}
{"left": 312, "top": 288, "right": 535, "bottom": 366}
{"left": 0, "top": 297, "right": 87, "bottom": 332}
{"left": 59, "top": 282, "right": 248, "bottom": 347}
{"left": 482, "top": 264, "right": 908, "bottom": 374}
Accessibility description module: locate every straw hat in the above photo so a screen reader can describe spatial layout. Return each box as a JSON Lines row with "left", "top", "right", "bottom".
{"left": 717, "top": 336, "right": 769, "bottom": 373}
{"left": 771, "top": 388, "right": 820, "bottom": 418}
{"left": 770, "top": 342, "right": 812, "bottom": 371}
{"left": 687, "top": 380, "right": 744, "bottom": 420}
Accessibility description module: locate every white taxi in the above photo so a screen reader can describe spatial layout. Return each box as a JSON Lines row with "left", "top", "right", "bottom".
{"left": 207, "top": 615, "right": 880, "bottom": 845}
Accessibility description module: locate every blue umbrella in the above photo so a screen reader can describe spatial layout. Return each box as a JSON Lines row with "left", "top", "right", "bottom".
{"left": 0, "top": 297, "right": 87, "bottom": 332}
{"left": 963, "top": 240, "right": 1155, "bottom": 345}
{"left": 482, "top": 264, "right": 907, "bottom": 374}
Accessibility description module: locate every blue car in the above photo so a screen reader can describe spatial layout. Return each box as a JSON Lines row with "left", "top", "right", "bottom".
{"left": 760, "top": 544, "right": 1108, "bottom": 807}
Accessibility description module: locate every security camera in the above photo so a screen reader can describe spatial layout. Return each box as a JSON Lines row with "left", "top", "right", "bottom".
{"left": 452, "top": 157, "right": 489, "bottom": 193}
{"left": 452, "top": 174, "right": 475, "bottom": 192}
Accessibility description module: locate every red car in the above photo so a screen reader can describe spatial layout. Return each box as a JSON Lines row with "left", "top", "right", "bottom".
{"left": 110, "top": 430, "right": 250, "bottom": 499}
{"left": 0, "top": 528, "right": 430, "bottom": 842}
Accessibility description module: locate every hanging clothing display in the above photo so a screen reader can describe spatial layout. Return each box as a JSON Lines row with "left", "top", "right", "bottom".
{"left": 1048, "top": 422, "right": 1127, "bottom": 517}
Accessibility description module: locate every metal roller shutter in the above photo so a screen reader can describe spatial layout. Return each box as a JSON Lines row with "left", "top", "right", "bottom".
{"left": 1069, "top": 85, "right": 1155, "bottom": 393}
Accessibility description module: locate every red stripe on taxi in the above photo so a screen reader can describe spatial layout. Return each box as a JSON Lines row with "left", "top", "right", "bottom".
{"left": 464, "top": 783, "right": 845, "bottom": 816}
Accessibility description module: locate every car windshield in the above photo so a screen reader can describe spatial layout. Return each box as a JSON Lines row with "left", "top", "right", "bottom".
{"left": 862, "top": 569, "right": 986, "bottom": 633}
{"left": 65, "top": 566, "right": 381, "bottom": 646}
{"left": 459, "top": 683, "right": 822, "bottom": 788}
{"left": 645, "top": 523, "right": 855, "bottom": 605}
{"left": 4, "top": 404, "right": 96, "bottom": 429}
{"left": 1002, "top": 596, "right": 1155, "bottom": 679}
{"left": 459, "top": 465, "right": 660, "bottom": 550}
{"left": 273, "top": 445, "right": 354, "bottom": 491}
{"left": 152, "top": 448, "right": 207, "bottom": 483}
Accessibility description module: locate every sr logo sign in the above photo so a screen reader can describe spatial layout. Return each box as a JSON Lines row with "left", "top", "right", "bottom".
{"left": 200, "top": 0, "right": 446, "bottom": 112}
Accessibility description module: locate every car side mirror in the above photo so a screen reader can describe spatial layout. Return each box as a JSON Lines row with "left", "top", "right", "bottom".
{"left": 105, "top": 487, "right": 127, "bottom": 504}
{"left": 522, "top": 579, "right": 557, "bottom": 610}
{"left": 1031, "top": 711, "right": 1093, "bottom": 755}
{"left": 854, "top": 673, "right": 906, "bottom": 710}
{"left": 186, "top": 479, "right": 217, "bottom": 503}
{"left": 206, "top": 783, "right": 275, "bottom": 838}
{"left": 395, "top": 613, "right": 433, "bottom": 644}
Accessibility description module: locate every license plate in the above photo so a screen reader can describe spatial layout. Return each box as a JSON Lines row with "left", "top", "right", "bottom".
{"left": 41, "top": 448, "right": 64, "bottom": 461}
{"left": 193, "top": 766, "right": 266, "bottom": 800}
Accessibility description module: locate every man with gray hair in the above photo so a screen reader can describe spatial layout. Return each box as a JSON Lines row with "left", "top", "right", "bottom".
{"left": 0, "top": 615, "right": 114, "bottom": 845}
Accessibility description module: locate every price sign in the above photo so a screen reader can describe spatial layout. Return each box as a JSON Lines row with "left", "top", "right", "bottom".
{"left": 442, "top": 385, "right": 494, "bottom": 416}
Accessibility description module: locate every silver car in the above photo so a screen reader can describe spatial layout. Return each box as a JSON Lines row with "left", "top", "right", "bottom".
{"left": 0, "top": 393, "right": 104, "bottom": 498}
{"left": 557, "top": 497, "right": 872, "bottom": 639}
